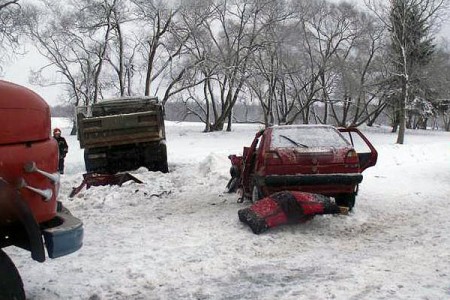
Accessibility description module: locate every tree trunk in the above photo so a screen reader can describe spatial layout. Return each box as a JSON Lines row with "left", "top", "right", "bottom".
{"left": 396, "top": 78, "right": 408, "bottom": 144}
{"left": 226, "top": 110, "right": 232, "bottom": 131}
{"left": 70, "top": 120, "right": 77, "bottom": 136}
{"left": 210, "top": 121, "right": 224, "bottom": 131}
{"left": 391, "top": 100, "right": 400, "bottom": 133}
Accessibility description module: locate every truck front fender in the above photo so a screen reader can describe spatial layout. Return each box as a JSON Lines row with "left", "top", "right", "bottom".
{"left": 0, "top": 179, "right": 45, "bottom": 262}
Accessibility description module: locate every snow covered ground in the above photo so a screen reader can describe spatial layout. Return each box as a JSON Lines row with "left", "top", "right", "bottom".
{"left": 5, "top": 120, "right": 450, "bottom": 300}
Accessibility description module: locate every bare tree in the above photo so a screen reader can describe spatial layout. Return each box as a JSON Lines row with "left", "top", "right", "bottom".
{"left": 28, "top": 0, "right": 119, "bottom": 106}
{"left": 420, "top": 45, "right": 450, "bottom": 130}
{"left": 77, "top": 0, "right": 116, "bottom": 103}
{"left": 366, "top": 0, "right": 447, "bottom": 143}
{"left": 185, "top": 0, "right": 289, "bottom": 132}
{"left": 330, "top": 5, "right": 389, "bottom": 127}
{"left": 131, "top": 0, "right": 204, "bottom": 106}
{"left": 0, "top": 0, "right": 34, "bottom": 71}
{"left": 246, "top": 0, "right": 295, "bottom": 126}
{"left": 105, "top": 0, "right": 135, "bottom": 96}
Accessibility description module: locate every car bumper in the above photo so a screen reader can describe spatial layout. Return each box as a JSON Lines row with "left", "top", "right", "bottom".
{"left": 42, "top": 212, "right": 84, "bottom": 259}
{"left": 255, "top": 173, "right": 363, "bottom": 186}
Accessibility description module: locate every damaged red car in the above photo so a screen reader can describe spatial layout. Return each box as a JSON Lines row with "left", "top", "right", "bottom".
{"left": 227, "top": 125, "right": 377, "bottom": 210}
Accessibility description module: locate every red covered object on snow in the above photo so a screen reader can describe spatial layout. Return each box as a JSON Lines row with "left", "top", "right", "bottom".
{"left": 238, "top": 191, "right": 344, "bottom": 234}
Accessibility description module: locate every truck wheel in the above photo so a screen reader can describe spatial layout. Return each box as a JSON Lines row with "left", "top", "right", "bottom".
{"left": 335, "top": 194, "right": 356, "bottom": 211}
{"left": 158, "top": 144, "right": 169, "bottom": 173}
{"left": 0, "top": 249, "right": 25, "bottom": 300}
{"left": 84, "top": 150, "right": 93, "bottom": 172}
{"left": 157, "top": 161, "right": 169, "bottom": 173}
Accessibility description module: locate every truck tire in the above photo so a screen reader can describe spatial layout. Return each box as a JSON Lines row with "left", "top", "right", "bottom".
{"left": 0, "top": 249, "right": 25, "bottom": 300}
{"left": 143, "top": 143, "right": 168, "bottom": 173}
{"left": 158, "top": 143, "right": 169, "bottom": 173}
{"left": 158, "top": 161, "right": 169, "bottom": 173}
{"left": 84, "top": 149, "right": 93, "bottom": 172}
{"left": 335, "top": 194, "right": 356, "bottom": 211}
{"left": 155, "top": 144, "right": 168, "bottom": 173}
{"left": 84, "top": 149, "right": 108, "bottom": 173}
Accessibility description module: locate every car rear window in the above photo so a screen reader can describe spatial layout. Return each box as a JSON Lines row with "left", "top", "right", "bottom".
{"left": 270, "top": 126, "right": 350, "bottom": 149}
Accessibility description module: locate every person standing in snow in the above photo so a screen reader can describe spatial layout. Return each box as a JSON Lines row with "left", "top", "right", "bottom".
{"left": 53, "top": 128, "right": 68, "bottom": 174}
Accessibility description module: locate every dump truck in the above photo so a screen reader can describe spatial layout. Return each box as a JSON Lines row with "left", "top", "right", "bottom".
{"left": 76, "top": 97, "right": 168, "bottom": 174}
{"left": 0, "top": 80, "right": 84, "bottom": 300}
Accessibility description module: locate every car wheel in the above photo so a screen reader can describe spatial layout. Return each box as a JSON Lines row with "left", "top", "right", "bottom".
{"left": 0, "top": 249, "right": 25, "bottom": 300}
{"left": 251, "top": 185, "right": 263, "bottom": 203}
{"left": 335, "top": 194, "right": 356, "bottom": 211}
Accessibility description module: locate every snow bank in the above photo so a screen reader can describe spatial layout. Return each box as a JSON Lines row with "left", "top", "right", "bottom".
{"left": 5, "top": 121, "right": 450, "bottom": 300}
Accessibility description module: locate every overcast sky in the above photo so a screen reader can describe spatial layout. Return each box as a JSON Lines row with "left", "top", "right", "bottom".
{"left": 2, "top": 47, "right": 63, "bottom": 106}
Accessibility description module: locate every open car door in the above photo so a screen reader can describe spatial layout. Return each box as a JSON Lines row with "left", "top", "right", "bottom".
{"left": 338, "top": 127, "right": 378, "bottom": 172}
{"left": 241, "top": 130, "right": 264, "bottom": 191}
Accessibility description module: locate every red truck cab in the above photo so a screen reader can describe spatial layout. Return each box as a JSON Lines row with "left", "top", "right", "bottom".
{"left": 0, "top": 80, "right": 83, "bottom": 299}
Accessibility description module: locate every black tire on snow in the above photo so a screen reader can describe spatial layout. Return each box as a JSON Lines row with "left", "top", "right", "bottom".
{"left": 145, "top": 143, "right": 169, "bottom": 173}
{"left": 157, "top": 144, "right": 169, "bottom": 173}
{"left": 0, "top": 249, "right": 25, "bottom": 300}
{"left": 335, "top": 194, "right": 356, "bottom": 211}
{"left": 158, "top": 161, "right": 169, "bottom": 173}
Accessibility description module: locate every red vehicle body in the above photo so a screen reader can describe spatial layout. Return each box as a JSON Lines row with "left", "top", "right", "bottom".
{"left": 0, "top": 80, "right": 83, "bottom": 299}
{"left": 227, "top": 125, "right": 377, "bottom": 209}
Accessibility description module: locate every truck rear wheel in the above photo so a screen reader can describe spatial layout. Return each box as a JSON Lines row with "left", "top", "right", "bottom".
{"left": 84, "top": 149, "right": 108, "bottom": 173}
{"left": 157, "top": 160, "right": 169, "bottom": 173}
{"left": 157, "top": 143, "right": 169, "bottom": 173}
{"left": 144, "top": 143, "right": 168, "bottom": 173}
{"left": 0, "top": 249, "right": 25, "bottom": 300}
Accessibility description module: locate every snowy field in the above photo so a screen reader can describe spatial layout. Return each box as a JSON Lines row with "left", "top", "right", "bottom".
{"left": 5, "top": 119, "right": 450, "bottom": 300}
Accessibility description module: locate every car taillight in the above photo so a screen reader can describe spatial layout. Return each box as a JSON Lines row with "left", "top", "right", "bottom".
{"left": 345, "top": 150, "right": 359, "bottom": 167}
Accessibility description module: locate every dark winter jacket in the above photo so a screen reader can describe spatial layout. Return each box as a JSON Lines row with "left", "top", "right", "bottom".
{"left": 54, "top": 136, "right": 69, "bottom": 158}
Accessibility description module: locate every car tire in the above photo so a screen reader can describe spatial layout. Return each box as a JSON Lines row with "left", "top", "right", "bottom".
{"left": 0, "top": 249, "right": 25, "bottom": 300}
{"left": 335, "top": 194, "right": 356, "bottom": 211}
{"left": 251, "top": 185, "right": 263, "bottom": 203}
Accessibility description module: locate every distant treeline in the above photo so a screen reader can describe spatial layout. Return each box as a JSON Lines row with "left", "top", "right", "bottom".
{"left": 51, "top": 101, "right": 448, "bottom": 131}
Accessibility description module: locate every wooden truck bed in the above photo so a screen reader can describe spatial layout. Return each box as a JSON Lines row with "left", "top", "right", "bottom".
{"left": 77, "top": 111, "right": 164, "bottom": 149}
